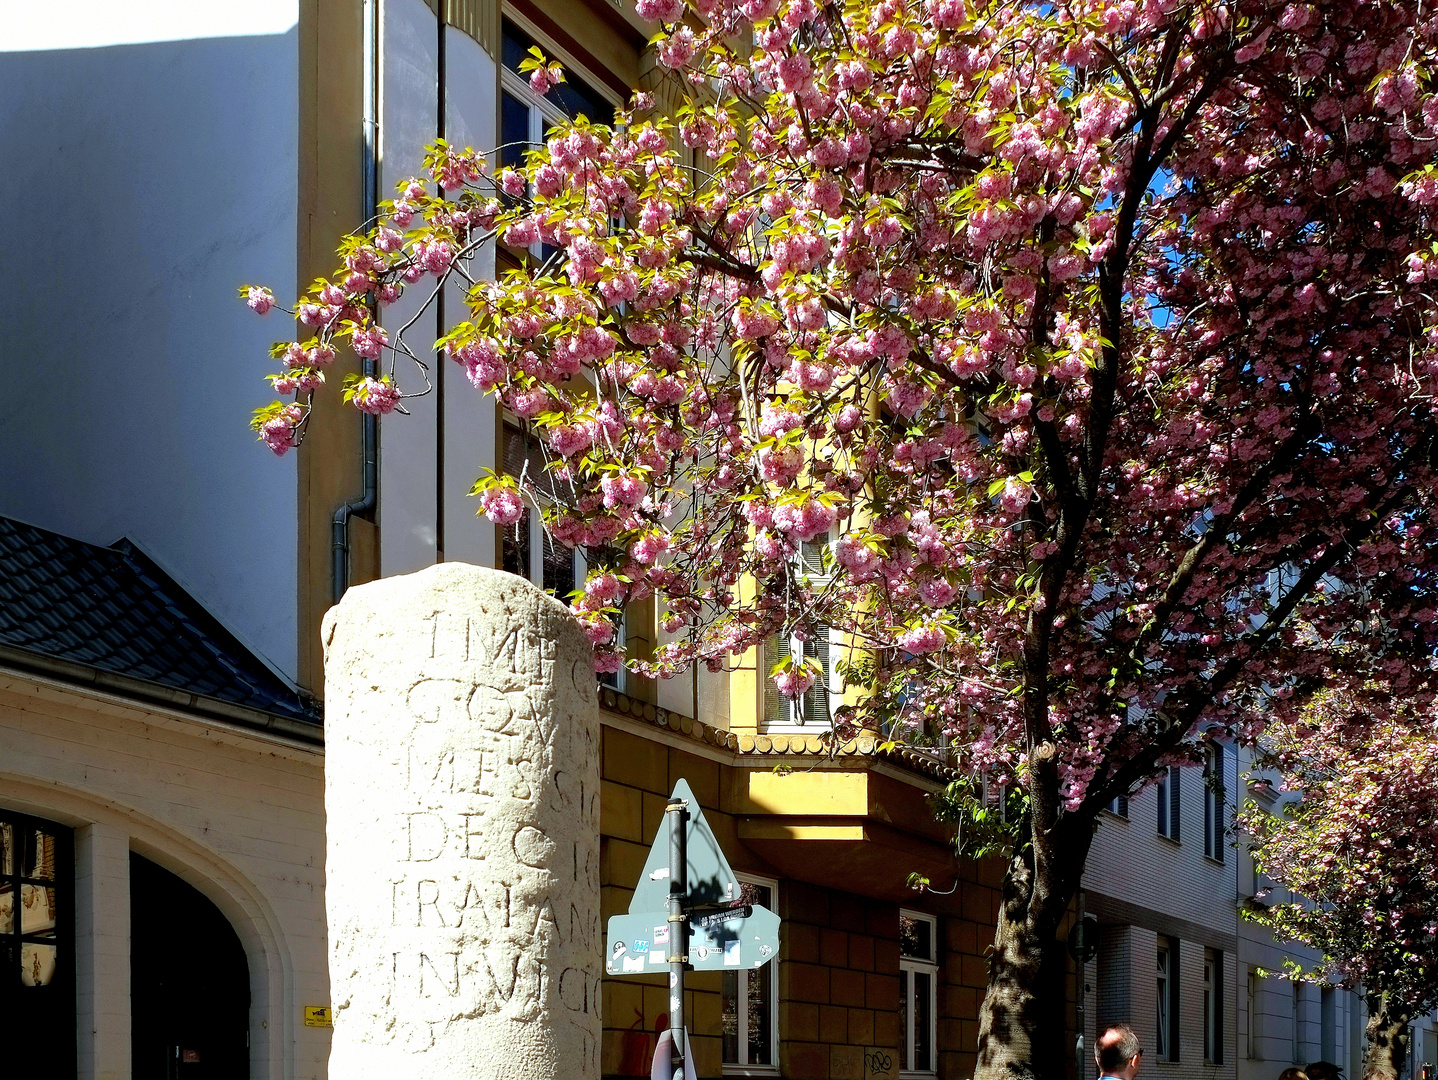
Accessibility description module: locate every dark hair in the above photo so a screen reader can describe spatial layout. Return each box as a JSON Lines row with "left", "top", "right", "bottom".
{"left": 1098, "top": 1025, "right": 1142, "bottom": 1072}
{"left": 1278, "top": 1069, "right": 1310, "bottom": 1080}
{"left": 1307, "top": 1063, "right": 1344, "bottom": 1080}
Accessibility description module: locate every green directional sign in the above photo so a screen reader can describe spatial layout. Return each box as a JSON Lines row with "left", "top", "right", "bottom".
{"left": 687, "top": 903, "right": 780, "bottom": 971}
{"left": 605, "top": 905, "right": 781, "bottom": 974}
{"left": 605, "top": 911, "right": 678, "bottom": 975}
{"left": 628, "top": 778, "right": 740, "bottom": 914}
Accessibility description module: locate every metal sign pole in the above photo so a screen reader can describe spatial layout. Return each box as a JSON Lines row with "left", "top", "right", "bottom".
{"left": 666, "top": 797, "right": 687, "bottom": 1080}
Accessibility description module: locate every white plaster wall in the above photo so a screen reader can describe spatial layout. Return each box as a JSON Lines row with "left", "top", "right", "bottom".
{"left": 378, "top": 0, "right": 441, "bottom": 576}
{"left": 441, "top": 25, "right": 499, "bottom": 571}
{"left": 0, "top": 671, "right": 328, "bottom": 1080}
{"left": 0, "top": 15, "right": 301, "bottom": 679}
{"left": 1083, "top": 752, "right": 1240, "bottom": 935}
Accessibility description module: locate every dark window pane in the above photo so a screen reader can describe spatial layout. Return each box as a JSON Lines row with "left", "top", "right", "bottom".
{"left": 19, "top": 884, "right": 56, "bottom": 934}
{"left": 763, "top": 635, "right": 790, "bottom": 727}
{"left": 900, "top": 915, "right": 932, "bottom": 960}
{"left": 0, "top": 811, "right": 75, "bottom": 1079}
{"left": 914, "top": 970, "right": 932, "bottom": 1071}
{"left": 21, "top": 828, "right": 56, "bottom": 880}
{"left": 801, "top": 628, "right": 830, "bottom": 725}
{"left": 542, "top": 534, "right": 575, "bottom": 599}
{"left": 501, "top": 514, "right": 531, "bottom": 581}
{"left": 721, "top": 969, "right": 739, "bottom": 1063}
{"left": 501, "top": 91, "right": 531, "bottom": 170}
{"left": 20, "top": 940, "right": 57, "bottom": 986}
{"left": 899, "top": 969, "right": 910, "bottom": 1071}
{"left": 502, "top": 19, "right": 614, "bottom": 125}
{"left": 747, "top": 965, "right": 771, "bottom": 1064}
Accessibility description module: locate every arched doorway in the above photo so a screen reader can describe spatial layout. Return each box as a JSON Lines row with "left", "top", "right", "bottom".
{"left": 130, "top": 853, "right": 250, "bottom": 1080}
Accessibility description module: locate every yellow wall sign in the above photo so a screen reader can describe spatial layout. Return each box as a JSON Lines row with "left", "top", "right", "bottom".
{"left": 303, "top": 1006, "right": 332, "bottom": 1028}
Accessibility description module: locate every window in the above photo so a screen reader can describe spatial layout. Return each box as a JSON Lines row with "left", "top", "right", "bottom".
{"left": 1204, "top": 747, "right": 1226, "bottom": 862}
{"left": 500, "top": 18, "right": 617, "bottom": 260}
{"left": 1106, "top": 795, "right": 1129, "bottom": 817}
{"left": 1157, "top": 937, "right": 1179, "bottom": 1061}
{"left": 1157, "top": 766, "right": 1181, "bottom": 841}
{"left": 900, "top": 911, "right": 938, "bottom": 1075}
{"left": 1292, "top": 982, "right": 1304, "bottom": 1063}
{"left": 501, "top": 421, "right": 580, "bottom": 599}
{"left": 1247, "top": 969, "right": 1262, "bottom": 1059}
{"left": 501, "top": 422, "right": 623, "bottom": 691}
{"left": 1321, "top": 986, "right": 1335, "bottom": 1063}
{"left": 0, "top": 810, "right": 75, "bottom": 1079}
{"left": 1204, "top": 948, "right": 1223, "bottom": 1063}
{"left": 762, "top": 539, "right": 836, "bottom": 729}
{"left": 723, "top": 876, "right": 778, "bottom": 1072}
{"left": 763, "top": 622, "right": 834, "bottom": 728}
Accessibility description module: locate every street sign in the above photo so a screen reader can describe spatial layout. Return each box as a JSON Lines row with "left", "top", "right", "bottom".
{"left": 687, "top": 902, "right": 780, "bottom": 971}
{"left": 606, "top": 911, "right": 678, "bottom": 974}
{"left": 628, "top": 779, "right": 740, "bottom": 914}
{"left": 607, "top": 779, "right": 782, "bottom": 1080}
{"left": 605, "top": 904, "right": 781, "bottom": 973}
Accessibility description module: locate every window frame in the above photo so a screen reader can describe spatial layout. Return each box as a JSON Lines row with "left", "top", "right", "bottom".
{"left": 761, "top": 535, "right": 838, "bottom": 731}
{"left": 1203, "top": 746, "right": 1226, "bottom": 862}
{"left": 0, "top": 807, "right": 77, "bottom": 1079}
{"left": 498, "top": 11, "right": 622, "bottom": 261}
{"left": 1247, "top": 969, "right": 1262, "bottom": 1060}
{"left": 1204, "top": 947, "right": 1223, "bottom": 1064}
{"left": 1292, "top": 981, "right": 1304, "bottom": 1064}
{"left": 499, "top": 418, "right": 625, "bottom": 693}
{"left": 1157, "top": 765, "right": 1181, "bottom": 842}
{"left": 899, "top": 909, "right": 939, "bottom": 1077}
{"left": 1157, "top": 936, "right": 1179, "bottom": 1061}
{"left": 722, "top": 874, "right": 780, "bottom": 1075}
{"left": 1105, "top": 794, "right": 1130, "bottom": 818}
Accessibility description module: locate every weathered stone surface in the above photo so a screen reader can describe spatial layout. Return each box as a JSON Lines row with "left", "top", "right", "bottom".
{"left": 322, "top": 563, "right": 600, "bottom": 1079}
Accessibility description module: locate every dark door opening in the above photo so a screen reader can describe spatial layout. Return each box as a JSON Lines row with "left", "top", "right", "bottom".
{"left": 0, "top": 809, "right": 76, "bottom": 1079}
{"left": 130, "top": 854, "right": 250, "bottom": 1080}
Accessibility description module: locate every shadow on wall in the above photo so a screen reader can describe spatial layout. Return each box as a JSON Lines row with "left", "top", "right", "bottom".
{"left": 0, "top": 29, "right": 302, "bottom": 679}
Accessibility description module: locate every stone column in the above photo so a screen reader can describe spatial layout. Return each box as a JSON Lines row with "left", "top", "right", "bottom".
{"left": 322, "top": 563, "right": 600, "bottom": 1079}
{"left": 74, "top": 822, "right": 131, "bottom": 1080}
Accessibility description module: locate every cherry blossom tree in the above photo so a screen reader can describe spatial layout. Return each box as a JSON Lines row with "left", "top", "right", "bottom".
{"left": 1242, "top": 691, "right": 1438, "bottom": 1080}
{"left": 243, "top": 0, "right": 1438, "bottom": 1074}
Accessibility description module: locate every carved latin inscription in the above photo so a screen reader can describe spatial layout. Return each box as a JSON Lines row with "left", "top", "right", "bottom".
{"left": 323, "top": 564, "right": 600, "bottom": 1080}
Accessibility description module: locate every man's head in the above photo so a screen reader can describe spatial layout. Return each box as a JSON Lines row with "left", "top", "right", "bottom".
{"left": 1307, "top": 1062, "right": 1343, "bottom": 1080}
{"left": 1095, "top": 1024, "right": 1143, "bottom": 1079}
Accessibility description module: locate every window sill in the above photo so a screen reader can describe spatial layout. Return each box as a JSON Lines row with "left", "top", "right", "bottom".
{"left": 1203, "top": 853, "right": 1226, "bottom": 867}
{"left": 1100, "top": 809, "right": 1130, "bottom": 821}
{"left": 723, "top": 1066, "right": 780, "bottom": 1077}
{"left": 1158, "top": 833, "right": 1181, "bottom": 847}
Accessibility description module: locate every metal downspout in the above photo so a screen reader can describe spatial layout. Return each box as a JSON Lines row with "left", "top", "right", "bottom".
{"left": 332, "top": 0, "right": 381, "bottom": 605}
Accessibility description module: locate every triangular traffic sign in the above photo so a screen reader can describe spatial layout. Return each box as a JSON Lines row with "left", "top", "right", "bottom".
{"left": 628, "top": 779, "right": 740, "bottom": 913}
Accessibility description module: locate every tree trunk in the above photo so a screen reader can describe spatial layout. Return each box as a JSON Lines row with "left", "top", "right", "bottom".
{"left": 974, "top": 824, "right": 1092, "bottom": 1080}
{"left": 1362, "top": 995, "right": 1411, "bottom": 1080}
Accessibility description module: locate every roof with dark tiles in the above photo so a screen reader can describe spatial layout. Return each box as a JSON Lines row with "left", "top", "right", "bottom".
{"left": 0, "top": 516, "right": 317, "bottom": 724}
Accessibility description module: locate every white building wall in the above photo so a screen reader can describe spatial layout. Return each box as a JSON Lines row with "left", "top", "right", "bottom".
{"left": 1080, "top": 751, "right": 1240, "bottom": 1080}
{"left": 378, "top": 0, "right": 442, "bottom": 577}
{"left": 0, "top": 13, "right": 302, "bottom": 680}
{"left": 378, "top": 0, "right": 500, "bottom": 577}
{"left": 440, "top": 25, "right": 499, "bottom": 572}
{"left": 0, "top": 671, "right": 328, "bottom": 1080}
